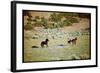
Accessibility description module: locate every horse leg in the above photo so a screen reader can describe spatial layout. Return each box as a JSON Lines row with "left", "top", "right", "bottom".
{"left": 41, "top": 43, "right": 44, "bottom": 48}
{"left": 73, "top": 40, "right": 76, "bottom": 45}
{"left": 71, "top": 39, "right": 74, "bottom": 45}
{"left": 75, "top": 40, "right": 76, "bottom": 45}
{"left": 46, "top": 43, "right": 48, "bottom": 47}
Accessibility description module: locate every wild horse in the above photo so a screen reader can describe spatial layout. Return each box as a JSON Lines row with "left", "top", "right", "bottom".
{"left": 41, "top": 39, "right": 49, "bottom": 47}
{"left": 68, "top": 37, "right": 77, "bottom": 45}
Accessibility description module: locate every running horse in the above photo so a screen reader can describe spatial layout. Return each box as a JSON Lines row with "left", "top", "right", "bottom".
{"left": 41, "top": 39, "right": 49, "bottom": 47}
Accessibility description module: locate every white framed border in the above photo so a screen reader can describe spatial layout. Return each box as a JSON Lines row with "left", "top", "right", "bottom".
{"left": 11, "top": 1, "right": 98, "bottom": 72}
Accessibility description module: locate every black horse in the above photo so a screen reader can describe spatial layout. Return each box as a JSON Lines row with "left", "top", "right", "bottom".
{"left": 41, "top": 39, "right": 49, "bottom": 47}
{"left": 68, "top": 37, "right": 77, "bottom": 45}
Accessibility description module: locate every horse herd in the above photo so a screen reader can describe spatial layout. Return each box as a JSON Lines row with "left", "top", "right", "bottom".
{"left": 40, "top": 37, "right": 77, "bottom": 48}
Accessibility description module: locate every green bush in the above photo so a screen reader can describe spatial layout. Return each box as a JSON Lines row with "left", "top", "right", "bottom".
{"left": 69, "top": 18, "right": 79, "bottom": 23}
{"left": 63, "top": 20, "right": 72, "bottom": 26}
{"left": 24, "top": 24, "right": 33, "bottom": 30}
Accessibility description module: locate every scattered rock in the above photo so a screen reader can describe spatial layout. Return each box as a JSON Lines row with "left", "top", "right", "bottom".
{"left": 32, "top": 46, "right": 39, "bottom": 48}
{"left": 58, "top": 44, "right": 65, "bottom": 46}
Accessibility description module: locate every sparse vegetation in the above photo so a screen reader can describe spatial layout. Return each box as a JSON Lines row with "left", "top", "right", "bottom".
{"left": 24, "top": 23, "right": 33, "bottom": 30}
{"left": 24, "top": 12, "right": 80, "bottom": 30}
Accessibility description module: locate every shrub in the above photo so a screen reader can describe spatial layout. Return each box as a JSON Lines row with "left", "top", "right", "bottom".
{"left": 63, "top": 20, "right": 72, "bottom": 26}
{"left": 69, "top": 18, "right": 79, "bottom": 23}
{"left": 24, "top": 24, "right": 33, "bottom": 30}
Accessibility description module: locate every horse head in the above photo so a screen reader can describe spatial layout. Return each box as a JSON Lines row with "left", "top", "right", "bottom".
{"left": 46, "top": 39, "right": 49, "bottom": 42}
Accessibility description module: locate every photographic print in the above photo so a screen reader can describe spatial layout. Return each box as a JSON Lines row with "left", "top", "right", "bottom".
{"left": 11, "top": 1, "right": 97, "bottom": 72}
{"left": 23, "top": 11, "right": 91, "bottom": 62}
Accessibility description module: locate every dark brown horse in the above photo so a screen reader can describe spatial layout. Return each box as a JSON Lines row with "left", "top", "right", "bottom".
{"left": 68, "top": 37, "right": 77, "bottom": 45}
{"left": 41, "top": 39, "right": 49, "bottom": 47}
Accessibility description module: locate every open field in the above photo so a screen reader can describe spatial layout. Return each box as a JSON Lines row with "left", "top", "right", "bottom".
{"left": 24, "top": 18, "right": 91, "bottom": 62}
{"left": 24, "top": 34, "right": 90, "bottom": 62}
